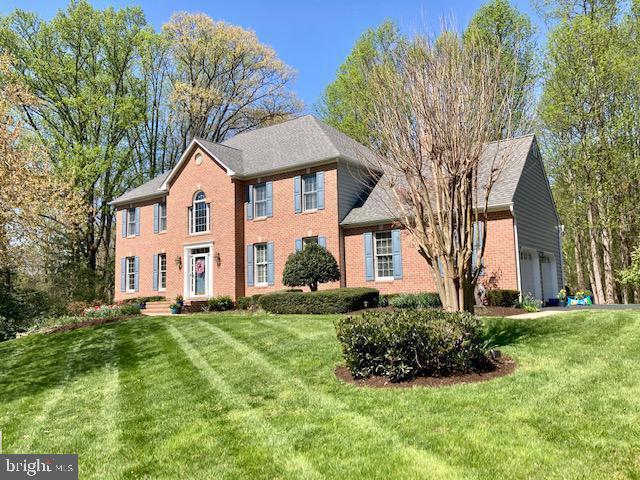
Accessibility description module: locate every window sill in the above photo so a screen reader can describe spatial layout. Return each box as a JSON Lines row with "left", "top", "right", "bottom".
{"left": 374, "top": 277, "right": 395, "bottom": 283}
{"left": 251, "top": 216, "right": 268, "bottom": 222}
{"left": 254, "top": 283, "right": 269, "bottom": 288}
{"left": 156, "top": 230, "right": 168, "bottom": 235}
{"left": 126, "top": 235, "right": 137, "bottom": 239}
{"left": 301, "top": 209, "right": 318, "bottom": 214}
{"left": 188, "top": 231, "right": 211, "bottom": 236}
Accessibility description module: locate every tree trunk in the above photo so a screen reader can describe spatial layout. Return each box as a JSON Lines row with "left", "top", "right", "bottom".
{"left": 587, "top": 202, "right": 605, "bottom": 304}
{"left": 573, "top": 230, "right": 586, "bottom": 290}
{"left": 619, "top": 228, "right": 631, "bottom": 304}
{"left": 596, "top": 195, "right": 617, "bottom": 304}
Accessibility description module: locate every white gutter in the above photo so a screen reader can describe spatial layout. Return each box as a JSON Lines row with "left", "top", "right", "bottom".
{"left": 510, "top": 204, "right": 523, "bottom": 300}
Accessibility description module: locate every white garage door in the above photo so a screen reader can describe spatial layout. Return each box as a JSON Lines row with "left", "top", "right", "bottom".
{"left": 519, "top": 249, "right": 541, "bottom": 300}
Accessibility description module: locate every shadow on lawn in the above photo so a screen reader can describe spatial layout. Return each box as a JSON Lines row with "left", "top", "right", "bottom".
{"left": 483, "top": 316, "right": 571, "bottom": 348}
{"left": 0, "top": 317, "right": 157, "bottom": 404}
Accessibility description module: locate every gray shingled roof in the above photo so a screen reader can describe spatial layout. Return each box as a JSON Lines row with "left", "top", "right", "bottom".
{"left": 111, "top": 115, "right": 381, "bottom": 206}
{"left": 340, "top": 134, "right": 535, "bottom": 226}
{"left": 111, "top": 171, "right": 170, "bottom": 206}
{"left": 195, "top": 139, "right": 244, "bottom": 174}
{"left": 221, "top": 115, "right": 378, "bottom": 176}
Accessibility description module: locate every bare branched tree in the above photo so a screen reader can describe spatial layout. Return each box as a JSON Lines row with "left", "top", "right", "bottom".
{"left": 365, "top": 26, "right": 530, "bottom": 312}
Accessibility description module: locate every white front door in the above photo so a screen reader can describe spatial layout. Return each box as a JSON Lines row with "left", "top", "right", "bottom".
{"left": 185, "top": 245, "right": 212, "bottom": 298}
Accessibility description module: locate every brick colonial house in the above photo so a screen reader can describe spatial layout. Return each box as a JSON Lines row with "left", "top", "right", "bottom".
{"left": 111, "top": 115, "right": 563, "bottom": 305}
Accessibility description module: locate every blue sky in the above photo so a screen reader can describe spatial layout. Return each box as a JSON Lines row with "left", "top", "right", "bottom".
{"left": 0, "top": 0, "right": 545, "bottom": 111}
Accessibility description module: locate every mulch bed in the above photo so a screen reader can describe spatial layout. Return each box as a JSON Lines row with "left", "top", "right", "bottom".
{"left": 335, "top": 355, "right": 516, "bottom": 389}
{"left": 45, "top": 315, "right": 139, "bottom": 334}
{"left": 475, "top": 306, "right": 523, "bottom": 317}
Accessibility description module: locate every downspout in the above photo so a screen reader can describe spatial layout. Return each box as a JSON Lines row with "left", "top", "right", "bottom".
{"left": 510, "top": 205, "right": 523, "bottom": 301}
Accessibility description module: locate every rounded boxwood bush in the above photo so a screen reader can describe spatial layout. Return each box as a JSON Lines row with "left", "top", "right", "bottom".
{"left": 282, "top": 243, "right": 340, "bottom": 291}
{"left": 336, "top": 309, "right": 489, "bottom": 382}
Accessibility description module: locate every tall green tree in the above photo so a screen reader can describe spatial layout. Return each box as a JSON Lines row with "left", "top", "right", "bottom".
{"left": 540, "top": 0, "right": 640, "bottom": 303}
{"left": 317, "top": 21, "right": 401, "bottom": 146}
{"left": 465, "top": 0, "right": 537, "bottom": 134}
{"left": 0, "top": 0, "right": 147, "bottom": 299}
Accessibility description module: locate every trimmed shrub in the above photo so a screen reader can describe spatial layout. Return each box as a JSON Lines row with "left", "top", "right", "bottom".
{"left": 204, "top": 296, "right": 235, "bottom": 312}
{"left": 282, "top": 243, "right": 340, "bottom": 291}
{"left": 336, "top": 309, "right": 489, "bottom": 382}
{"left": 486, "top": 289, "right": 520, "bottom": 307}
{"left": 388, "top": 292, "right": 442, "bottom": 309}
{"left": 120, "top": 296, "right": 166, "bottom": 305}
{"left": 378, "top": 293, "right": 400, "bottom": 307}
{"left": 236, "top": 294, "right": 263, "bottom": 310}
{"left": 258, "top": 288, "right": 379, "bottom": 314}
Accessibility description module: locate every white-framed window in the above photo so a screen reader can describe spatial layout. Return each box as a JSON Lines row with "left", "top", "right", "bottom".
{"left": 253, "top": 183, "right": 267, "bottom": 218}
{"left": 127, "top": 208, "right": 136, "bottom": 237}
{"left": 189, "top": 191, "right": 210, "bottom": 234}
{"left": 158, "top": 253, "right": 167, "bottom": 290}
{"left": 374, "top": 231, "right": 394, "bottom": 279}
{"left": 254, "top": 243, "right": 268, "bottom": 286}
{"left": 302, "top": 174, "right": 318, "bottom": 211}
{"left": 302, "top": 236, "right": 318, "bottom": 248}
{"left": 126, "top": 257, "right": 136, "bottom": 292}
{"left": 159, "top": 202, "right": 167, "bottom": 232}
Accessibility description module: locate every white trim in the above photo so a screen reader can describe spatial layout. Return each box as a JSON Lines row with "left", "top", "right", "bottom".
{"left": 161, "top": 139, "right": 236, "bottom": 190}
{"left": 511, "top": 204, "right": 523, "bottom": 301}
{"left": 183, "top": 242, "right": 214, "bottom": 300}
{"left": 373, "top": 230, "right": 394, "bottom": 280}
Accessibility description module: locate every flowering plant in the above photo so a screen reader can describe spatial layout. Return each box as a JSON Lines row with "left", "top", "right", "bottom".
{"left": 557, "top": 289, "right": 567, "bottom": 301}
{"left": 574, "top": 290, "right": 592, "bottom": 300}
{"left": 83, "top": 304, "right": 140, "bottom": 318}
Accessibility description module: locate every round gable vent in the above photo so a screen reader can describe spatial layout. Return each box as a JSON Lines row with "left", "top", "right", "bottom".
{"left": 195, "top": 153, "right": 203, "bottom": 165}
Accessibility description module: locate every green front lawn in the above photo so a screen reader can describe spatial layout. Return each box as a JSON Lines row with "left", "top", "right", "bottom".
{"left": 1, "top": 311, "right": 639, "bottom": 479}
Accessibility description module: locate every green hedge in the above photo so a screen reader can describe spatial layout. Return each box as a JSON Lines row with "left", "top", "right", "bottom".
{"left": 336, "top": 309, "right": 489, "bottom": 382}
{"left": 236, "top": 294, "right": 264, "bottom": 310}
{"left": 204, "top": 296, "right": 234, "bottom": 311}
{"left": 388, "top": 292, "right": 442, "bottom": 309}
{"left": 486, "top": 289, "right": 520, "bottom": 307}
{"left": 258, "top": 288, "right": 379, "bottom": 314}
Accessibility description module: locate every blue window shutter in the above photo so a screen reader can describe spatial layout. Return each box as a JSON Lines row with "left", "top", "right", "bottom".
{"left": 472, "top": 221, "right": 484, "bottom": 274}
{"left": 295, "top": 238, "right": 302, "bottom": 252}
{"left": 121, "top": 210, "right": 127, "bottom": 238}
{"left": 152, "top": 254, "right": 158, "bottom": 291}
{"left": 316, "top": 171, "right": 325, "bottom": 210}
{"left": 120, "top": 258, "right": 126, "bottom": 292}
{"left": 246, "top": 244, "right": 254, "bottom": 287}
{"left": 246, "top": 185, "right": 254, "bottom": 220}
{"left": 134, "top": 256, "right": 139, "bottom": 292}
{"left": 364, "top": 232, "right": 374, "bottom": 281}
{"left": 318, "top": 236, "right": 327, "bottom": 248}
{"left": 294, "top": 176, "right": 301, "bottom": 213}
{"left": 266, "top": 181, "right": 273, "bottom": 217}
{"left": 267, "top": 241, "right": 275, "bottom": 286}
{"left": 135, "top": 207, "right": 141, "bottom": 236}
{"left": 392, "top": 229, "right": 403, "bottom": 279}
{"left": 153, "top": 204, "right": 159, "bottom": 234}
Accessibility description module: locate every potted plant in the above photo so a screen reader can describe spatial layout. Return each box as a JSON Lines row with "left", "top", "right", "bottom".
{"left": 557, "top": 289, "right": 567, "bottom": 307}
{"left": 138, "top": 299, "right": 147, "bottom": 309}
{"left": 175, "top": 295, "right": 184, "bottom": 308}
{"left": 170, "top": 303, "right": 181, "bottom": 314}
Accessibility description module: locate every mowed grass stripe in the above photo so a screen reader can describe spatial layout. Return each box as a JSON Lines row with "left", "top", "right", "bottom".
{"left": 166, "top": 323, "right": 325, "bottom": 480}
{"left": 112, "top": 318, "right": 247, "bottom": 480}
{"left": 196, "top": 319, "right": 463, "bottom": 479}
{"left": 15, "top": 332, "right": 91, "bottom": 453}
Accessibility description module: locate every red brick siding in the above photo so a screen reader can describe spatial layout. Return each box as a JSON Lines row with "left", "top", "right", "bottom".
{"left": 114, "top": 146, "right": 241, "bottom": 302}
{"left": 243, "top": 163, "right": 342, "bottom": 295}
{"left": 342, "top": 210, "right": 518, "bottom": 294}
